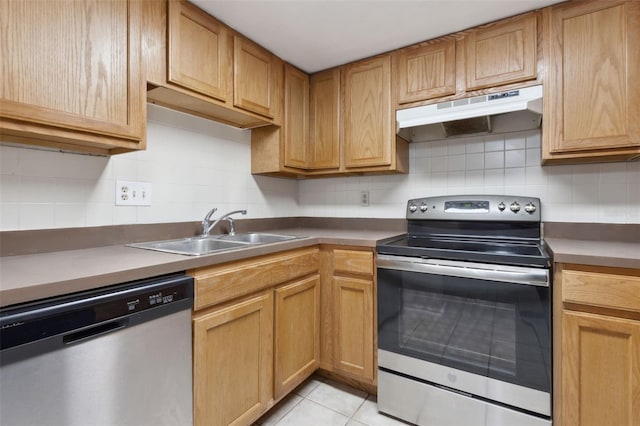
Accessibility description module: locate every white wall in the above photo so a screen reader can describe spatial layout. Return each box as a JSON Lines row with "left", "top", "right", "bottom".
{"left": 1, "top": 113, "right": 638, "bottom": 231}
{"left": 298, "top": 130, "right": 640, "bottom": 223}
{"left": 0, "top": 105, "right": 298, "bottom": 231}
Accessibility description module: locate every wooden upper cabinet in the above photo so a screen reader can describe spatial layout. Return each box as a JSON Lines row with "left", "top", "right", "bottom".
{"left": 393, "top": 39, "right": 456, "bottom": 105}
{"left": 542, "top": 1, "right": 640, "bottom": 163}
{"left": 465, "top": 13, "right": 537, "bottom": 91}
{"left": 309, "top": 68, "right": 341, "bottom": 170}
{"left": 167, "top": 0, "right": 230, "bottom": 102}
{"left": 234, "top": 36, "right": 278, "bottom": 118}
{"left": 144, "top": 0, "right": 274, "bottom": 129}
{"left": 0, "top": 0, "right": 145, "bottom": 155}
{"left": 343, "top": 55, "right": 393, "bottom": 168}
{"left": 283, "top": 64, "right": 310, "bottom": 169}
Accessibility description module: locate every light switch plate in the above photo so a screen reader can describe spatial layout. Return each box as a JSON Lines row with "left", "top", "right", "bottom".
{"left": 116, "top": 180, "right": 152, "bottom": 206}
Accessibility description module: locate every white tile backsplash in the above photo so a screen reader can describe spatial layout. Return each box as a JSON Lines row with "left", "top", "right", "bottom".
{"left": 1, "top": 120, "right": 638, "bottom": 230}
{"left": 0, "top": 105, "right": 298, "bottom": 230}
{"left": 298, "top": 130, "right": 639, "bottom": 223}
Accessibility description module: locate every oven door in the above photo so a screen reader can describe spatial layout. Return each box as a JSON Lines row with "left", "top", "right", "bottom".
{"left": 377, "top": 254, "right": 551, "bottom": 416}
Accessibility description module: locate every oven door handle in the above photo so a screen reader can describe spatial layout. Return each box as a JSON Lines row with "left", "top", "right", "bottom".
{"left": 377, "top": 255, "right": 549, "bottom": 287}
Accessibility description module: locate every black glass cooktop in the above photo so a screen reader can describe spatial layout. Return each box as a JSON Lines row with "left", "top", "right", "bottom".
{"left": 377, "top": 235, "right": 549, "bottom": 268}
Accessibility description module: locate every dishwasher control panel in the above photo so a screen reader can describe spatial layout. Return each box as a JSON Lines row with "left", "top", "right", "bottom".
{"left": 1, "top": 274, "right": 193, "bottom": 352}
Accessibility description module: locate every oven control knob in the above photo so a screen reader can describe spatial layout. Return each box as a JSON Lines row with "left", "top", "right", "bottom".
{"left": 510, "top": 202, "right": 521, "bottom": 213}
{"left": 420, "top": 203, "right": 428, "bottom": 212}
{"left": 409, "top": 204, "right": 418, "bottom": 213}
{"left": 498, "top": 202, "right": 506, "bottom": 211}
{"left": 525, "top": 202, "right": 537, "bottom": 214}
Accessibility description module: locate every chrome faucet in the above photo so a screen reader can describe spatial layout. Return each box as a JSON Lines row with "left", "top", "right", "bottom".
{"left": 201, "top": 208, "right": 217, "bottom": 236}
{"left": 201, "top": 209, "right": 247, "bottom": 236}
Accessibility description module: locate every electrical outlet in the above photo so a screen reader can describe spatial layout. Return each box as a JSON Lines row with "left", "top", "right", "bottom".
{"left": 360, "top": 190, "right": 370, "bottom": 207}
{"left": 116, "top": 180, "right": 152, "bottom": 206}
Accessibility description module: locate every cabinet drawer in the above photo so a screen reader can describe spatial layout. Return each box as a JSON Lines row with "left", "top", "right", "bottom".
{"left": 562, "top": 268, "right": 640, "bottom": 313}
{"left": 334, "top": 249, "right": 373, "bottom": 275}
{"left": 191, "top": 247, "right": 319, "bottom": 310}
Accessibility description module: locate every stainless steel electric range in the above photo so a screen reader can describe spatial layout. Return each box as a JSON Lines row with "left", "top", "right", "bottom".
{"left": 376, "top": 195, "right": 551, "bottom": 426}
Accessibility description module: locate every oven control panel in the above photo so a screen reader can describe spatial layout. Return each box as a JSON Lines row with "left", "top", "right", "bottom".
{"left": 406, "top": 195, "right": 541, "bottom": 221}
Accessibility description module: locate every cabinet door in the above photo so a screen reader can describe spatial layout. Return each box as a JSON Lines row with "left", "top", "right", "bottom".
{"left": 0, "top": 0, "right": 144, "bottom": 152}
{"left": 193, "top": 291, "right": 273, "bottom": 426}
{"left": 274, "top": 275, "right": 320, "bottom": 399}
{"left": 343, "top": 56, "right": 393, "bottom": 168}
{"left": 465, "top": 13, "right": 537, "bottom": 91}
{"left": 168, "top": 0, "right": 230, "bottom": 102}
{"left": 283, "top": 64, "right": 309, "bottom": 169}
{"left": 309, "top": 68, "right": 341, "bottom": 170}
{"left": 562, "top": 311, "right": 640, "bottom": 426}
{"left": 333, "top": 276, "right": 374, "bottom": 381}
{"left": 393, "top": 39, "right": 456, "bottom": 105}
{"left": 234, "top": 36, "right": 276, "bottom": 118}
{"left": 543, "top": 1, "right": 640, "bottom": 161}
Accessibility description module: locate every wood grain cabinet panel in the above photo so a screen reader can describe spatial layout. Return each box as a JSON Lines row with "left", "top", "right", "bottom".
{"left": 283, "top": 64, "right": 310, "bottom": 169}
{"left": 334, "top": 249, "right": 374, "bottom": 275}
{"left": 561, "top": 311, "right": 640, "bottom": 426}
{"left": 562, "top": 268, "right": 640, "bottom": 313}
{"left": 343, "top": 55, "right": 393, "bottom": 168}
{"left": 542, "top": 1, "right": 640, "bottom": 163}
{"left": 465, "top": 13, "right": 537, "bottom": 91}
{"left": 234, "top": 36, "right": 277, "bottom": 118}
{"left": 309, "top": 68, "right": 341, "bottom": 170}
{"left": 193, "top": 291, "right": 273, "bottom": 426}
{"left": 0, "top": 0, "right": 145, "bottom": 154}
{"left": 192, "top": 247, "right": 319, "bottom": 311}
{"left": 274, "top": 275, "right": 321, "bottom": 399}
{"left": 393, "top": 39, "right": 456, "bottom": 105}
{"left": 333, "top": 275, "right": 375, "bottom": 381}
{"left": 555, "top": 264, "right": 640, "bottom": 426}
{"left": 168, "top": 0, "right": 229, "bottom": 102}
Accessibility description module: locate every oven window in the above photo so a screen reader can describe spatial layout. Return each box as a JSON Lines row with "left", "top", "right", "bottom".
{"left": 378, "top": 267, "right": 550, "bottom": 392}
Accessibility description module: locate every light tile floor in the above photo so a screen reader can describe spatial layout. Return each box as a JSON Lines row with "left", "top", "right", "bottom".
{"left": 254, "top": 375, "right": 409, "bottom": 426}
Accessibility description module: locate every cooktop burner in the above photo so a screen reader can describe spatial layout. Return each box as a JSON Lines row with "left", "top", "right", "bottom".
{"left": 377, "top": 195, "right": 550, "bottom": 268}
{"left": 377, "top": 235, "right": 549, "bottom": 267}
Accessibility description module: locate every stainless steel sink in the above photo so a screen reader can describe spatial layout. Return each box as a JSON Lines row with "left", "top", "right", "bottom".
{"left": 214, "top": 232, "right": 298, "bottom": 244}
{"left": 127, "top": 233, "right": 300, "bottom": 256}
{"left": 127, "top": 236, "right": 250, "bottom": 256}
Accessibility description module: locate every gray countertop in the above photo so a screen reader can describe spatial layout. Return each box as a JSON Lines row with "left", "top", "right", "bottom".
{"left": 0, "top": 228, "right": 403, "bottom": 307}
{"left": 3, "top": 225, "right": 639, "bottom": 308}
{"left": 545, "top": 237, "right": 640, "bottom": 270}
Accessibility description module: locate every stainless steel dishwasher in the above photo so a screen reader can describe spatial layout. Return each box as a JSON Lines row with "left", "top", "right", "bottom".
{"left": 0, "top": 273, "right": 193, "bottom": 426}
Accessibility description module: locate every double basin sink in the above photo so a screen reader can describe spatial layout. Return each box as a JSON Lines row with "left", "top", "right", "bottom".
{"left": 128, "top": 233, "right": 299, "bottom": 256}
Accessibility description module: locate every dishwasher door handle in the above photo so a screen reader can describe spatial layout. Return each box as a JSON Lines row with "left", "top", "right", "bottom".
{"left": 62, "top": 319, "right": 128, "bottom": 345}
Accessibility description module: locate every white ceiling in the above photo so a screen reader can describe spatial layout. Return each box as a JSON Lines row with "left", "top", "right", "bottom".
{"left": 190, "top": 0, "right": 564, "bottom": 74}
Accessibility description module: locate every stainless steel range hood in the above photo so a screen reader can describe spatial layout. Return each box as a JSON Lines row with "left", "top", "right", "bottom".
{"left": 396, "top": 85, "right": 543, "bottom": 142}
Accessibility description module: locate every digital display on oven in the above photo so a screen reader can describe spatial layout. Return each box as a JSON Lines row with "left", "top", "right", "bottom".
{"left": 444, "top": 200, "right": 489, "bottom": 213}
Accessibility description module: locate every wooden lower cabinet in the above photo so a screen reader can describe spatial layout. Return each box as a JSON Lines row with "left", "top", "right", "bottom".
{"left": 193, "top": 290, "right": 273, "bottom": 426}
{"left": 333, "top": 275, "right": 374, "bottom": 381}
{"left": 190, "top": 247, "right": 321, "bottom": 425}
{"left": 561, "top": 311, "right": 640, "bottom": 426}
{"left": 274, "top": 275, "right": 321, "bottom": 399}
{"left": 554, "top": 263, "right": 640, "bottom": 426}
{"left": 191, "top": 245, "right": 377, "bottom": 425}
{"left": 319, "top": 247, "right": 376, "bottom": 387}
